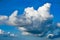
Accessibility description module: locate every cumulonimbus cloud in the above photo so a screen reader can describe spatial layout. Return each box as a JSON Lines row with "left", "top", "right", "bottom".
{"left": 0, "top": 3, "right": 60, "bottom": 39}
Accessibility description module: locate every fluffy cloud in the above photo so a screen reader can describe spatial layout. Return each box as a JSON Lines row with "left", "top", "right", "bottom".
{"left": 0, "top": 3, "right": 60, "bottom": 39}
{"left": 18, "top": 3, "right": 53, "bottom": 37}
{"left": 0, "top": 15, "right": 8, "bottom": 24}
{"left": 7, "top": 10, "right": 18, "bottom": 26}
{"left": 0, "top": 16, "right": 8, "bottom": 20}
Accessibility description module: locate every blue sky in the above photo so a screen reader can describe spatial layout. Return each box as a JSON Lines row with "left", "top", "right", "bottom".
{"left": 0, "top": 0, "right": 60, "bottom": 21}
{"left": 0, "top": 0, "right": 60, "bottom": 40}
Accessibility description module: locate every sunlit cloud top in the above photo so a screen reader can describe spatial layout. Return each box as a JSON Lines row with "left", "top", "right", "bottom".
{"left": 0, "top": 3, "right": 60, "bottom": 39}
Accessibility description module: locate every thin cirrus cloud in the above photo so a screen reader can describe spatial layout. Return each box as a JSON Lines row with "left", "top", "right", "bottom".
{"left": 0, "top": 3, "right": 60, "bottom": 39}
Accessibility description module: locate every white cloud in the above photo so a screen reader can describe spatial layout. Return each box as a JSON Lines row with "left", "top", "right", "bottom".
{"left": 0, "top": 15, "right": 8, "bottom": 20}
{"left": 7, "top": 32, "right": 10, "bottom": 34}
{"left": 0, "top": 3, "right": 60, "bottom": 39}
{"left": 22, "top": 32, "right": 31, "bottom": 35}
{"left": 18, "top": 27, "right": 27, "bottom": 31}
{"left": 57, "top": 23, "right": 60, "bottom": 27}
{"left": 20, "top": 3, "right": 53, "bottom": 36}
{"left": 0, "top": 29, "right": 16, "bottom": 37}
{"left": 37, "top": 3, "right": 53, "bottom": 20}
{"left": 0, "top": 3, "right": 54, "bottom": 37}
{"left": 47, "top": 34, "right": 54, "bottom": 38}
{"left": 0, "top": 29, "right": 4, "bottom": 34}
{"left": 10, "top": 33, "right": 15, "bottom": 37}
{"left": 0, "top": 15, "right": 8, "bottom": 24}
{"left": 7, "top": 10, "right": 18, "bottom": 26}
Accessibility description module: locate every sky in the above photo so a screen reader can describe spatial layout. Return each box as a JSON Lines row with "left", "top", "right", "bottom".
{"left": 0, "top": 0, "right": 60, "bottom": 21}
{"left": 0, "top": 0, "right": 60, "bottom": 40}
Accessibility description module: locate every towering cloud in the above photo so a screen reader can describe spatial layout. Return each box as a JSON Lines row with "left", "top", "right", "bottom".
{"left": 18, "top": 3, "right": 53, "bottom": 36}
{"left": 8, "top": 10, "right": 18, "bottom": 25}
{"left": 0, "top": 3, "right": 60, "bottom": 39}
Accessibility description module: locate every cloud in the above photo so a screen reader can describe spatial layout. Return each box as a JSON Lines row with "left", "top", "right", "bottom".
{"left": 22, "top": 31, "right": 31, "bottom": 35}
{"left": 57, "top": 23, "right": 60, "bottom": 27}
{"left": 0, "top": 29, "right": 17, "bottom": 40}
{"left": 0, "top": 29, "right": 4, "bottom": 34}
{"left": 47, "top": 34, "right": 54, "bottom": 39}
{"left": 0, "top": 29, "right": 16, "bottom": 37}
{"left": 7, "top": 10, "right": 18, "bottom": 26}
{"left": 18, "top": 3, "right": 53, "bottom": 37}
{"left": 10, "top": 33, "right": 16, "bottom": 37}
{"left": 0, "top": 16, "right": 8, "bottom": 21}
{"left": 0, "top": 15, "right": 8, "bottom": 24}
{"left": 0, "top": 3, "right": 60, "bottom": 39}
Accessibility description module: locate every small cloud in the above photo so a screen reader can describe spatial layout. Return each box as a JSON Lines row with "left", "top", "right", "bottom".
{"left": 47, "top": 34, "right": 54, "bottom": 39}
{"left": 18, "top": 27, "right": 27, "bottom": 31}
{"left": 0, "top": 29, "right": 17, "bottom": 40}
{"left": 0, "top": 29, "right": 4, "bottom": 34}
{"left": 0, "top": 29, "right": 16, "bottom": 37}
{"left": 0, "top": 15, "right": 8, "bottom": 24}
{"left": 10, "top": 33, "right": 15, "bottom": 37}
{"left": 57, "top": 23, "right": 60, "bottom": 27}
{"left": 0, "top": 15, "right": 8, "bottom": 20}
{"left": 22, "top": 32, "right": 31, "bottom": 35}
